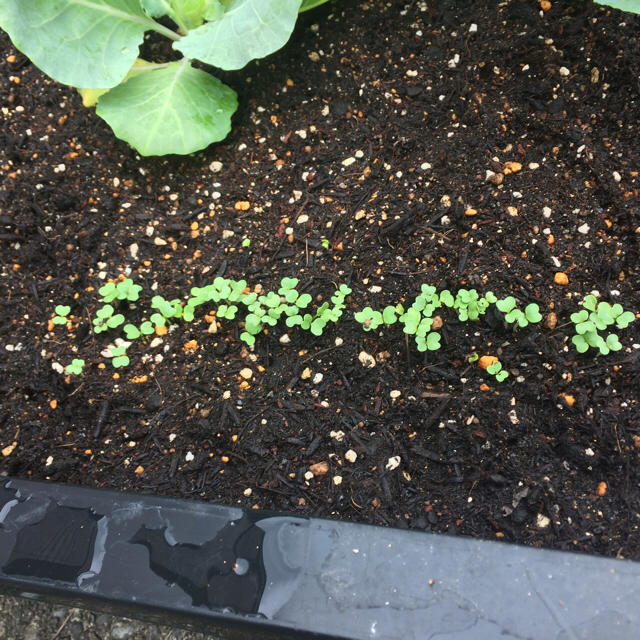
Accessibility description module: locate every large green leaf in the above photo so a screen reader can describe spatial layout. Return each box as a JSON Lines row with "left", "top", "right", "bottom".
{"left": 96, "top": 60, "right": 237, "bottom": 155}
{"left": 0, "top": 0, "right": 154, "bottom": 88}
{"left": 174, "top": 0, "right": 302, "bottom": 70}
{"left": 594, "top": 0, "right": 640, "bottom": 13}
{"left": 141, "top": 0, "right": 172, "bottom": 17}
{"left": 299, "top": 0, "right": 330, "bottom": 11}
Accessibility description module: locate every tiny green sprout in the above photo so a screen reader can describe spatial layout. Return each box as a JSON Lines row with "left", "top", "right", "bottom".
{"left": 99, "top": 278, "right": 142, "bottom": 303}
{"left": 496, "top": 297, "right": 516, "bottom": 314}
{"left": 439, "top": 290, "right": 455, "bottom": 307}
{"left": 217, "top": 304, "right": 238, "bottom": 320}
{"left": 468, "top": 352, "right": 479, "bottom": 363}
{"left": 242, "top": 238, "right": 251, "bottom": 248}
{"left": 497, "top": 297, "right": 542, "bottom": 328}
{"left": 140, "top": 321, "right": 155, "bottom": 335}
{"left": 321, "top": 238, "right": 330, "bottom": 249}
{"left": 416, "top": 332, "right": 441, "bottom": 352}
{"left": 524, "top": 303, "right": 542, "bottom": 324}
{"left": 53, "top": 305, "right": 71, "bottom": 325}
{"left": 382, "top": 305, "right": 400, "bottom": 325}
{"left": 486, "top": 360, "right": 509, "bottom": 382}
{"left": 355, "top": 307, "right": 383, "bottom": 331}
{"left": 111, "top": 345, "right": 129, "bottom": 368}
{"left": 65, "top": 358, "right": 85, "bottom": 376}
{"left": 150, "top": 312, "right": 167, "bottom": 328}
{"left": 240, "top": 332, "right": 255, "bottom": 346}
{"left": 571, "top": 296, "right": 635, "bottom": 355}
{"left": 123, "top": 324, "right": 141, "bottom": 340}
{"left": 453, "top": 288, "right": 491, "bottom": 322}
{"left": 92, "top": 304, "right": 125, "bottom": 334}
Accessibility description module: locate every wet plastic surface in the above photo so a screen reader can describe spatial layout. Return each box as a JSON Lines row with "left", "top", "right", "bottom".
{"left": 1, "top": 477, "right": 639, "bottom": 639}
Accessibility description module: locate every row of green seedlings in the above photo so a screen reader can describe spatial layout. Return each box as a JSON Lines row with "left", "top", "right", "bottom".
{"left": 52, "top": 278, "right": 636, "bottom": 382}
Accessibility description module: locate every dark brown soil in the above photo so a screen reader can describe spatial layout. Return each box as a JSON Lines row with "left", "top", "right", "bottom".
{"left": 2, "top": 0, "right": 640, "bottom": 560}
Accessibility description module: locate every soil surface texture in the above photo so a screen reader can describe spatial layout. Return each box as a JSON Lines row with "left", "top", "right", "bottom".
{"left": 2, "top": 0, "right": 640, "bottom": 564}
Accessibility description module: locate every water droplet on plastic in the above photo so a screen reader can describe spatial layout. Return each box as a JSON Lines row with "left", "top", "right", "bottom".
{"left": 233, "top": 557, "right": 249, "bottom": 575}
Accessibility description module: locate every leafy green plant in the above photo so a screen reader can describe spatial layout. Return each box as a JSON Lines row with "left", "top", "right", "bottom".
{"left": 0, "top": 0, "right": 330, "bottom": 155}
{"left": 354, "top": 304, "right": 403, "bottom": 332}
{"left": 93, "top": 304, "right": 125, "bottom": 334}
{"left": 453, "top": 289, "right": 496, "bottom": 322}
{"left": 496, "top": 297, "right": 542, "bottom": 328}
{"left": 486, "top": 360, "right": 509, "bottom": 383}
{"left": 65, "top": 358, "right": 85, "bottom": 376}
{"left": 111, "top": 345, "right": 130, "bottom": 368}
{"left": 150, "top": 295, "right": 184, "bottom": 326}
{"left": 399, "top": 286, "right": 445, "bottom": 352}
{"left": 571, "top": 295, "right": 635, "bottom": 355}
{"left": 123, "top": 321, "right": 155, "bottom": 340}
{"left": 52, "top": 305, "right": 71, "bottom": 325}
{"left": 594, "top": 0, "right": 640, "bottom": 14}
{"left": 99, "top": 278, "right": 142, "bottom": 303}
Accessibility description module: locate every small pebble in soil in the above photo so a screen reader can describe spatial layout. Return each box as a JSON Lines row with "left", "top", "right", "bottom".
{"left": 390, "top": 390, "right": 401, "bottom": 399}
{"left": 309, "top": 462, "right": 329, "bottom": 476}
{"left": 313, "top": 373, "right": 323, "bottom": 384}
{"left": 358, "top": 351, "right": 376, "bottom": 368}
{"left": 536, "top": 514, "right": 551, "bottom": 529}
{"left": 597, "top": 482, "right": 608, "bottom": 497}
{"left": 386, "top": 456, "right": 401, "bottom": 471}
{"left": 333, "top": 476, "right": 343, "bottom": 486}
{"left": 239, "top": 368, "right": 253, "bottom": 380}
{"left": 345, "top": 449, "right": 357, "bottom": 463}
{"left": 301, "top": 367, "right": 312, "bottom": 380}
{"left": 554, "top": 272, "right": 569, "bottom": 285}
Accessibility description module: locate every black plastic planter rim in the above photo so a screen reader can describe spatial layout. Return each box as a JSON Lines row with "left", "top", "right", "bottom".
{"left": 1, "top": 476, "right": 639, "bottom": 640}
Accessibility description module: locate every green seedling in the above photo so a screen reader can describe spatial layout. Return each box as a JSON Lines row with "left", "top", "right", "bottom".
{"left": 468, "top": 352, "right": 479, "bottom": 363}
{"left": 123, "top": 321, "right": 155, "bottom": 340}
{"left": 453, "top": 289, "right": 496, "bottom": 322}
{"left": 486, "top": 360, "right": 509, "bottom": 383}
{"left": 99, "top": 278, "right": 142, "bottom": 303}
{"left": 52, "top": 305, "right": 71, "bottom": 325}
{"left": 217, "top": 304, "right": 238, "bottom": 320}
{"left": 399, "top": 287, "right": 445, "bottom": 351}
{"left": 65, "top": 358, "right": 85, "bottom": 376}
{"left": 111, "top": 345, "right": 129, "bottom": 368}
{"left": 571, "top": 295, "right": 634, "bottom": 355}
{"left": 354, "top": 305, "right": 402, "bottom": 331}
{"left": 496, "top": 297, "right": 542, "bottom": 328}
{"left": 92, "top": 304, "right": 125, "bottom": 334}
{"left": 321, "top": 238, "right": 330, "bottom": 250}
{"left": 242, "top": 238, "right": 251, "bottom": 248}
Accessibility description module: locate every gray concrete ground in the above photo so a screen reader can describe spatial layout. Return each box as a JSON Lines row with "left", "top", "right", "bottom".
{"left": 0, "top": 594, "right": 223, "bottom": 640}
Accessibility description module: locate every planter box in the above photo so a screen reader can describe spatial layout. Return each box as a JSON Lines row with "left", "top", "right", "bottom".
{"left": 1, "top": 477, "right": 638, "bottom": 639}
